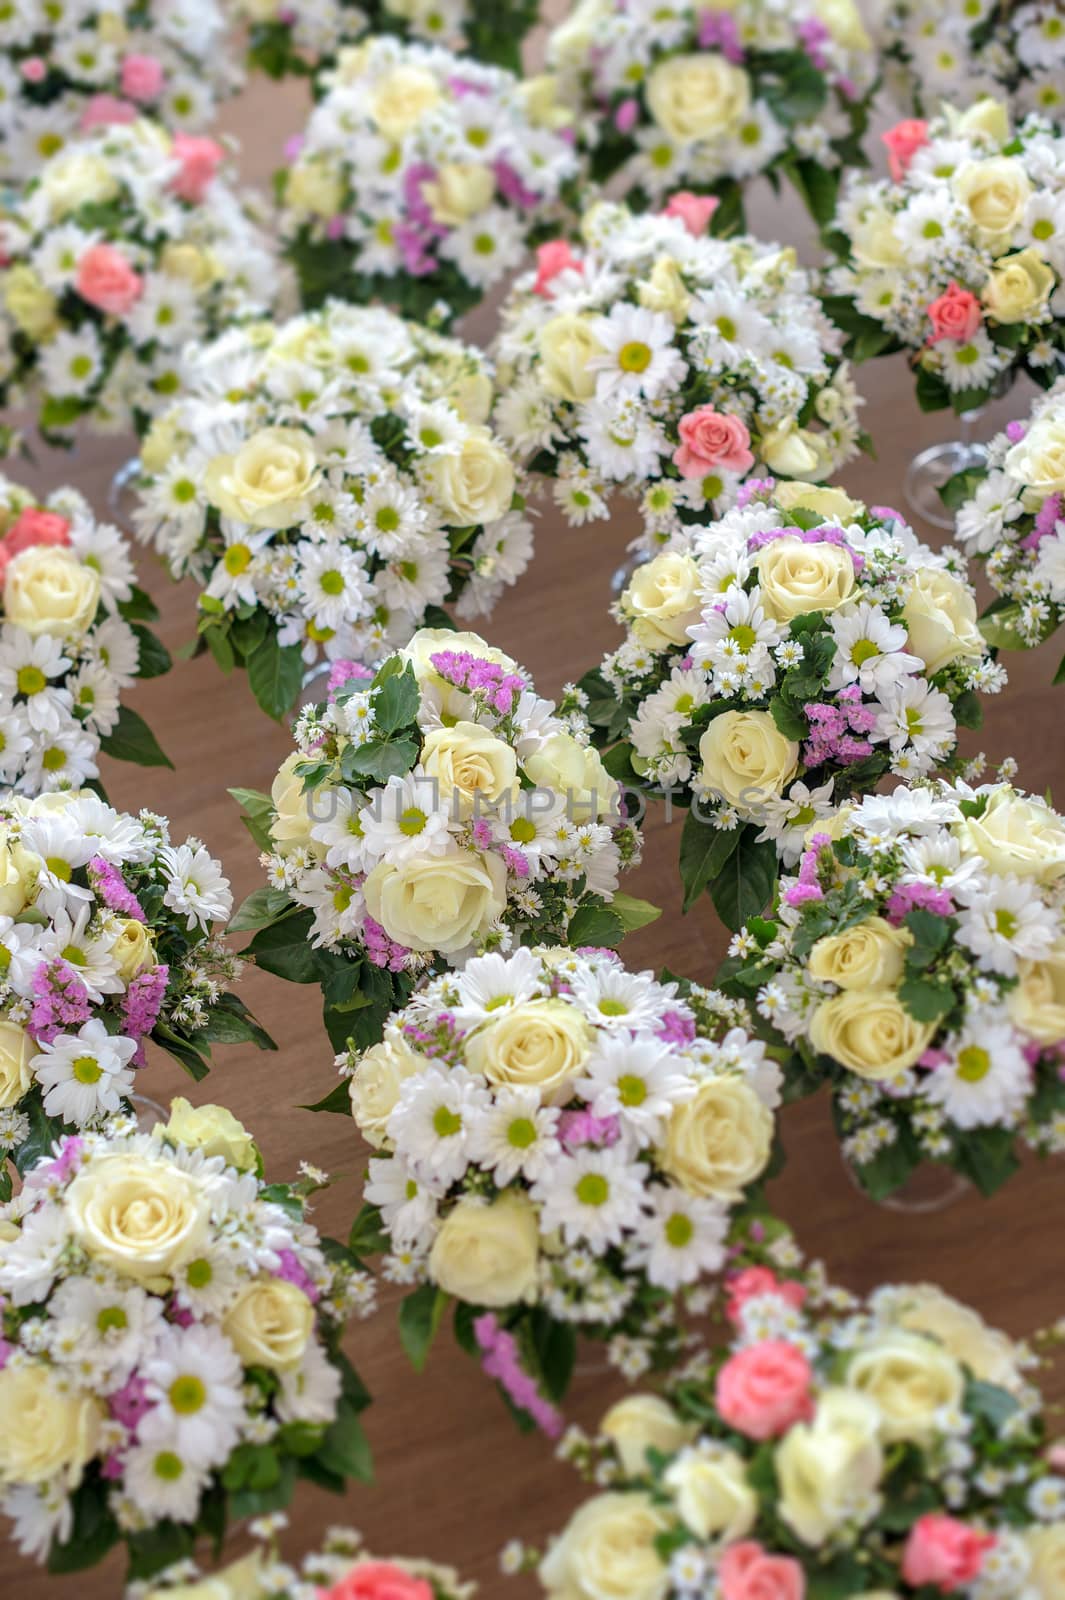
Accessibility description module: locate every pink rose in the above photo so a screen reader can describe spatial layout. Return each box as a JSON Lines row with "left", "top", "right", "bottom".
{"left": 319, "top": 1561, "right": 434, "bottom": 1600}
{"left": 882, "top": 118, "right": 929, "bottom": 181}
{"left": 926, "top": 282, "right": 982, "bottom": 344}
{"left": 75, "top": 244, "right": 143, "bottom": 316}
{"left": 673, "top": 407, "right": 754, "bottom": 479}
{"left": 0, "top": 509, "right": 71, "bottom": 580}
{"left": 719, "top": 1542, "right": 805, "bottom": 1600}
{"left": 726, "top": 1268, "right": 806, "bottom": 1324}
{"left": 80, "top": 93, "right": 138, "bottom": 130}
{"left": 533, "top": 239, "right": 581, "bottom": 296}
{"left": 662, "top": 190, "right": 720, "bottom": 236}
{"left": 902, "top": 1515, "right": 996, "bottom": 1593}
{"left": 169, "top": 134, "right": 224, "bottom": 202}
{"left": 716, "top": 1340, "right": 814, "bottom": 1441}
{"left": 615, "top": 97, "right": 639, "bottom": 134}
{"left": 20, "top": 58, "right": 46, "bottom": 83}
{"left": 120, "top": 53, "right": 165, "bottom": 102}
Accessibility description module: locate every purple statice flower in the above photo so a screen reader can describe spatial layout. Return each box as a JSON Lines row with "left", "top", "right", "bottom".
{"left": 558, "top": 1109, "right": 621, "bottom": 1150}
{"left": 325, "top": 214, "right": 346, "bottom": 241}
{"left": 783, "top": 880, "right": 825, "bottom": 907}
{"left": 494, "top": 159, "right": 539, "bottom": 209}
{"left": 121, "top": 965, "right": 170, "bottom": 1051}
{"left": 697, "top": 9, "right": 744, "bottom": 60}
{"left": 786, "top": 830, "right": 833, "bottom": 904}
{"left": 657, "top": 1009, "right": 696, "bottom": 1045}
{"left": 735, "top": 477, "right": 776, "bottom": 509}
{"left": 283, "top": 132, "right": 305, "bottom": 163}
{"left": 474, "top": 1314, "right": 563, "bottom": 1438}
{"left": 747, "top": 524, "right": 864, "bottom": 570}
{"left": 500, "top": 844, "right": 530, "bottom": 878}
{"left": 364, "top": 914, "right": 411, "bottom": 973}
{"left": 40, "top": 1136, "right": 85, "bottom": 1185}
{"left": 1006, "top": 420, "right": 1027, "bottom": 442}
{"left": 275, "top": 1247, "right": 320, "bottom": 1303}
{"left": 471, "top": 817, "right": 494, "bottom": 850}
{"left": 886, "top": 882, "right": 955, "bottom": 924}
{"left": 395, "top": 222, "right": 438, "bottom": 276}
{"left": 328, "top": 659, "right": 374, "bottom": 700}
{"left": 614, "top": 97, "right": 639, "bottom": 133}
{"left": 1022, "top": 493, "right": 1064, "bottom": 551}
{"left": 447, "top": 75, "right": 490, "bottom": 98}
{"left": 30, "top": 960, "right": 91, "bottom": 1044}
{"left": 110, "top": 1374, "right": 153, "bottom": 1433}
{"left": 89, "top": 856, "right": 145, "bottom": 920}
{"left": 797, "top": 15, "right": 831, "bottom": 67}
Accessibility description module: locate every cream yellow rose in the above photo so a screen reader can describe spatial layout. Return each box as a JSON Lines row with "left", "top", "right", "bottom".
{"left": 637, "top": 256, "right": 691, "bottom": 324}
{"left": 646, "top": 53, "right": 751, "bottom": 143}
{"left": 949, "top": 97, "right": 1011, "bottom": 141}
{"left": 368, "top": 65, "right": 441, "bottom": 139}
{"left": 881, "top": 1284, "right": 1022, "bottom": 1390}
{"left": 775, "top": 1388, "right": 884, "bottom": 1545}
{"left": 759, "top": 422, "right": 834, "bottom": 481}
{"left": 547, "top": 0, "right": 612, "bottom": 67}
{"left": 4, "top": 547, "right": 101, "bottom": 639}
{"left": 363, "top": 848, "right": 507, "bottom": 954}
{"left": 270, "top": 751, "right": 326, "bottom": 859}
{"left": 850, "top": 206, "right": 905, "bottom": 269}
{"left": 953, "top": 157, "right": 1031, "bottom": 243}
{"left": 349, "top": 1028, "right": 426, "bottom": 1147}
{"left": 774, "top": 482, "right": 862, "bottom": 521}
{"left": 982, "top": 248, "right": 1056, "bottom": 324}
{"left": 441, "top": 365, "right": 494, "bottom": 425}
{"left": 422, "top": 161, "right": 494, "bottom": 226}
{"left": 663, "top": 1443, "right": 757, "bottom": 1542}
{"left": 902, "top": 568, "right": 984, "bottom": 675}
{"left": 159, "top": 242, "right": 219, "bottom": 290}
{"left": 204, "top": 427, "right": 320, "bottom": 529}
{"left": 600, "top": 1395, "right": 695, "bottom": 1478}
{"left": 658, "top": 1076, "right": 772, "bottom": 1201}
{"left": 698, "top": 710, "right": 799, "bottom": 810}
{"left": 223, "top": 1278, "right": 314, "bottom": 1371}
{"left": 524, "top": 731, "right": 616, "bottom": 822}
{"left": 64, "top": 1154, "right": 211, "bottom": 1285}
{"left": 812, "top": 0, "right": 870, "bottom": 49}
{"left": 428, "top": 1191, "right": 539, "bottom": 1306}
{"left": 0, "top": 826, "right": 33, "bottom": 917}
{"left": 1008, "top": 942, "right": 1065, "bottom": 1045}
{"left": 845, "top": 1330, "right": 965, "bottom": 1445}
{"left": 285, "top": 159, "right": 345, "bottom": 218}
{"left": 538, "top": 313, "right": 602, "bottom": 403}
{"left": 1004, "top": 406, "right": 1065, "bottom": 497}
{"left": 422, "top": 721, "right": 519, "bottom": 816}
{"left": 0, "top": 1021, "right": 32, "bottom": 1111}
{"left": 2, "top": 265, "right": 58, "bottom": 339}
{"left": 809, "top": 988, "right": 936, "bottom": 1080}
{"left": 424, "top": 426, "right": 515, "bottom": 526}
{"left": 1028, "top": 1524, "right": 1065, "bottom": 1600}
{"left": 139, "top": 413, "right": 182, "bottom": 475}
{"left": 519, "top": 74, "right": 573, "bottom": 132}
{"left": 144, "top": 1550, "right": 264, "bottom": 1600}
{"left": 954, "top": 786, "right": 1065, "bottom": 883}
{"left": 756, "top": 535, "right": 856, "bottom": 623}
{"left": 0, "top": 1364, "right": 102, "bottom": 1487}
{"left": 807, "top": 917, "right": 912, "bottom": 991}
{"left": 111, "top": 918, "right": 156, "bottom": 982}
{"left": 163, "top": 1097, "right": 258, "bottom": 1172}
{"left": 623, "top": 552, "right": 702, "bottom": 649}
{"left": 465, "top": 998, "right": 592, "bottom": 1103}
{"left": 539, "top": 1491, "right": 671, "bottom": 1600}
{"left": 40, "top": 151, "right": 118, "bottom": 218}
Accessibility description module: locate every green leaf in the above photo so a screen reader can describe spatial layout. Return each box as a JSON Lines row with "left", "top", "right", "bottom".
{"left": 228, "top": 886, "right": 295, "bottom": 933}
{"left": 151, "top": 1021, "right": 211, "bottom": 1082}
{"left": 118, "top": 584, "right": 160, "bottom": 623}
{"left": 1054, "top": 650, "right": 1065, "bottom": 687}
{"left": 769, "top": 695, "right": 809, "bottom": 741}
{"left": 315, "top": 1395, "right": 374, "bottom": 1483}
{"left": 529, "top": 1311, "right": 577, "bottom": 1404}
{"left": 898, "top": 975, "right": 956, "bottom": 1022}
{"left": 342, "top": 737, "right": 420, "bottom": 783}
{"left": 196, "top": 992, "right": 276, "bottom": 1051}
{"left": 678, "top": 810, "right": 740, "bottom": 913}
{"left": 372, "top": 663, "right": 420, "bottom": 733}
{"left": 227, "top": 1456, "right": 296, "bottom": 1521}
{"left": 953, "top": 1126, "right": 1021, "bottom": 1196}
{"left": 609, "top": 893, "right": 662, "bottom": 934}
{"left": 245, "top": 630, "right": 304, "bottom": 721}
{"left": 398, "top": 1283, "right": 449, "bottom": 1373}
{"left": 12, "top": 1091, "right": 62, "bottom": 1177}
{"left": 244, "top": 910, "right": 319, "bottom": 983}
{"left": 47, "top": 1477, "right": 121, "bottom": 1574}
{"left": 978, "top": 602, "right": 1028, "bottom": 650}
{"left": 349, "top": 1201, "right": 389, "bottom": 1258}
{"left": 965, "top": 1376, "right": 1020, "bottom": 1429}
{"left": 229, "top": 786, "right": 276, "bottom": 852}
{"left": 914, "top": 364, "right": 951, "bottom": 413}
{"left": 204, "top": 625, "right": 235, "bottom": 675}
{"left": 304, "top": 1079, "right": 352, "bottom": 1115}
{"left": 131, "top": 624, "right": 171, "bottom": 679}
{"left": 99, "top": 705, "right": 172, "bottom": 769}
{"left": 708, "top": 832, "right": 778, "bottom": 932}
{"left": 567, "top": 901, "right": 625, "bottom": 948}
{"left": 125, "top": 1523, "right": 196, "bottom": 1582}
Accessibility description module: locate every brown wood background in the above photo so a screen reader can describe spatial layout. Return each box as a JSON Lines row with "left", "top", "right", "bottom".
{"left": 4, "top": 46, "right": 1065, "bottom": 1598}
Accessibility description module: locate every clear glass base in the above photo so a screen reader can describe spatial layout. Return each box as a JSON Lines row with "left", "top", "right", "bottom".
{"left": 610, "top": 551, "right": 641, "bottom": 596}
{"left": 130, "top": 1091, "right": 167, "bottom": 1133}
{"left": 905, "top": 437, "right": 989, "bottom": 530}
{"left": 294, "top": 660, "right": 331, "bottom": 719}
{"left": 846, "top": 1155, "right": 968, "bottom": 1214}
{"left": 109, "top": 454, "right": 140, "bottom": 520}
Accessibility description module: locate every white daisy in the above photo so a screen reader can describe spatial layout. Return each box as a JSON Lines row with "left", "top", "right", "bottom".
{"left": 32, "top": 1019, "right": 138, "bottom": 1126}
{"left": 923, "top": 1017, "right": 1032, "bottom": 1129}
{"left": 160, "top": 843, "right": 232, "bottom": 931}
{"left": 574, "top": 1035, "right": 696, "bottom": 1144}
{"left": 386, "top": 1064, "right": 490, "bottom": 1187}
{"left": 586, "top": 304, "right": 687, "bottom": 400}
{"left": 531, "top": 1145, "right": 645, "bottom": 1249}
{"left": 141, "top": 1324, "right": 247, "bottom": 1467}
{"left": 625, "top": 1185, "right": 729, "bottom": 1290}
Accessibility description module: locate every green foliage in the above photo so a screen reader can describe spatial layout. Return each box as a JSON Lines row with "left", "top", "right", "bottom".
{"left": 709, "top": 831, "right": 779, "bottom": 932}
{"left": 398, "top": 1283, "right": 450, "bottom": 1372}
{"left": 245, "top": 630, "right": 305, "bottom": 721}
{"left": 99, "top": 706, "right": 172, "bottom": 770}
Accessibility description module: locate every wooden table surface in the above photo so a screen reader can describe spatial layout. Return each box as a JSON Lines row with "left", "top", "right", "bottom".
{"left": 5, "top": 61, "right": 1065, "bottom": 1600}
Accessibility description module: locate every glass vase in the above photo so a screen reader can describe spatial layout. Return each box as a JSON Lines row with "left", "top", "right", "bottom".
{"left": 905, "top": 369, "right": 1015, "bottom": 531}
{"left": 129, "top": 1091, "right": 167, "bottom": 1133}
{"left": 846, "top": 1155, "right": 969, "bottom": 1214}
{"left": 109, "top": 454, "right": 141, "bottom": 521}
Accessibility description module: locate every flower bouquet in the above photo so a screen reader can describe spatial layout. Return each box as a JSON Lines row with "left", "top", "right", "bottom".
{"left": 131, "top": 303, "right": 533, "bottom": 721}
{"left": 0, "top": 120, "right": 278, "bottom": 447}
{"left": 493, "top": 200, "right": 864, "bottom": 543}
{"left": 545, "top": 0, "right": 876, "bottom": 231}
{"left": 277, "top": 37, "right": 579, "bottom": 325}
{"left": 0, "top": 0, "right": 241, "bottom": 183}
{"left": 0, "top": 1101, "right": 373, "bottom": 1577}
{"left": 950, "top": 378, "right": 1065, "bottom": 672}
{"left": 535, "top": 1270, "right": 1062, "bottom": 1600}
{"left": 137, "top": 1518, "right": 475, "bottom": 1599}
{"left": 879, "top": 0, "right": 1065, "bottom": 123}
{"left": 575, "top": 481, "right": 1003, "bottom": 932}
{"left": 340, "top": 944, "right": 784, "bottom": 1425}
{"left": 0, "top": 473, "right": 171, "bottom": 792}
{"left": 0, "top": 788, "right": 274, "bottom": 1187}
{"left": 241, "top": 0, "right": 541, "bottom": 78}
{"left": 719, "top": 776, "right": 1065, "bottom": 1200}
{"left": 824, "top": 100, "right": 1065, "bottom": 415}
{"left": 234, "top": 627, "right": 652, "bottom": 1055}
